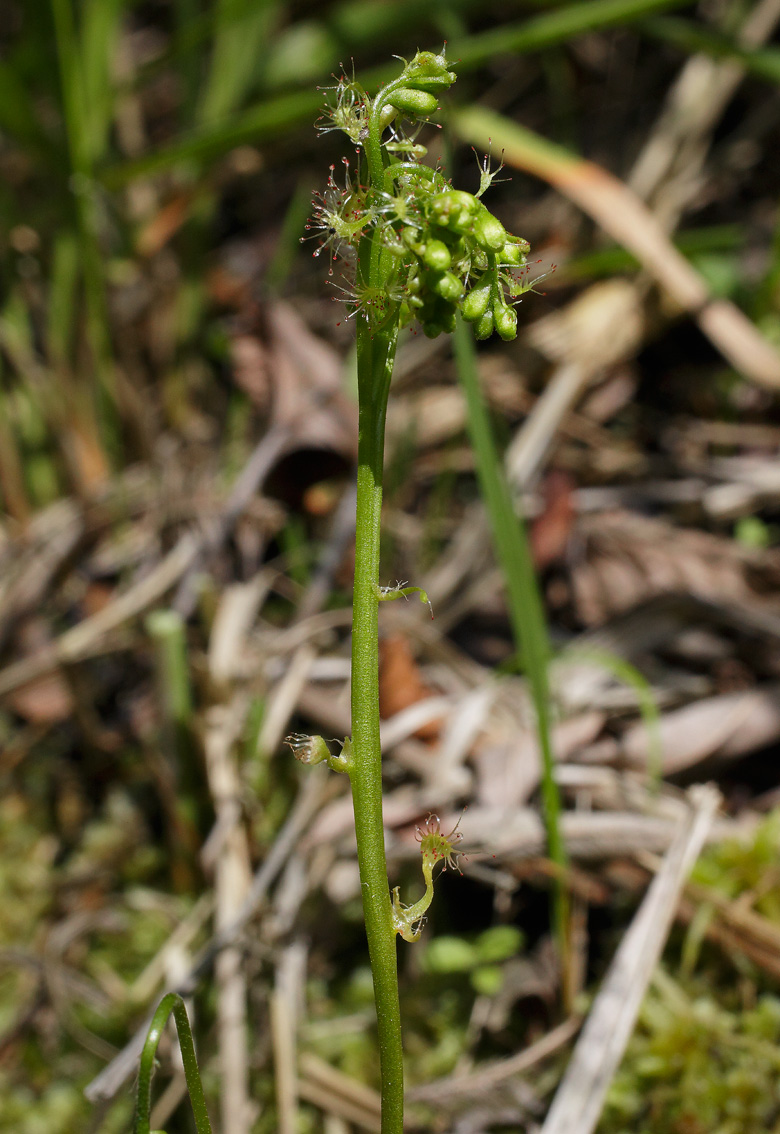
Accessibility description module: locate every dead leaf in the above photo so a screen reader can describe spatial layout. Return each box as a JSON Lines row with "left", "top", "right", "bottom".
{"left": 569, "top": 510, "right": 775, "bottom": 626}
{"left": 475, "top": 711, "right": 606, "bottom": 808}
{"left": 136, "top": 191, "right": 195, "bottom": 258}
{"left": 9, "top": 671, "right": 74, "bottom": 724}
{"left": 526, "top": 279, "right": 643, "bottom": 369}
{"left": 231, "top": 334, "right": 272, "bottom": 412}
{"left": 266, "top": 301, "right": 357, "bottom": 460}
{"left": 531, "top": 469, "right": 576, "bottom": 568}
{"left": 378, "top": 633, "right": 441, "bottom": 742}
{"left": 621, "top": 685, "right": 780, "bottom": 774}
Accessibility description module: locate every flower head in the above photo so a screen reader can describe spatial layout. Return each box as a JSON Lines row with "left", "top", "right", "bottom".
{"left": 284, "top": 733, "right": 330, "bottom": 766}
{"left": 416, "top": 812, "right": 465, "bottom": 876}
{"left": 317, "top": 75, "right": 370, "bottom": 146}
{"left": 311, "top": 53, "right": 531, "bottom": 343}
{"left": 304, "top": 161, "right": 370, "bottom": 267}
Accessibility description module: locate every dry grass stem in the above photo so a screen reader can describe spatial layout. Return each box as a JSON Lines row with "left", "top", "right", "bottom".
{"left": 540, "top": 785, "right": 721, "bottom": 1134}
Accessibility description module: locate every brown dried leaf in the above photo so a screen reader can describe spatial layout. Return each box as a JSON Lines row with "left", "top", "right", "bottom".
{"left": 475, "top": 711, "right": 606, "bottom": 808}
{"left": 526, "top": 279, "right": 644, "bottom": 369}
{"left": 378, "top": 633, "right": 441, "bottom": 742}
{"left": 621, "top": 685, "right": 780, "bottom": 774}
{"left": 8, "top": 671, "right": 74, "bottom": 724}
{"left": 569, "top": 510, "right": 774, "bottom": 626}
{"left": 266, "top": 301, "right": 358, "bottom": 460}
{"left": 531, "top": 469, "right": 576, "bottom": 568}
{"left": 136, "top": 191, "right": 194, "bottom": 258}
{"left": 230, "top": 334, "right": 272, "bottom": 412}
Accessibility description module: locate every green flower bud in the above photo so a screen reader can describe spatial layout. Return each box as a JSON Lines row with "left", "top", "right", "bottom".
{"left": 494, "top": 304, "right": 517, "bottom": 341}
{"left": 387, "top": 87, "right": 439, "bottom": 117}
{"left": 440, "top": 306, "right": 456, "bottom": 334}
{"left": 423, "top": 239, "right": 451, "bottom": 271}
{"left": 432, "top": 271, "right": 463, "bottom": 302}
{"left": 430, "top": 191, "right": 478, "bottom": 232}
{"left": 461, "top": 278, "right": 492, "bottom": 322}
{"left": 377, "top": 104, "right": 399, "bottom": 131}
{"left": 420, "top": 294, "right": 456, "bottom": 336}
{"left": 284, "top": 733, "right": 330, "bottom": 766}
{"left": 474, "top": 309, "right": 494, "bottom": 340}
{"left": 403, "top": 51, "right": 456, "bottom": 93}
{"left": 473, "top": 206, "right": 506, "bottom": 252}
{"left": 501, "top": 236, "right": 530, "bottom": 266}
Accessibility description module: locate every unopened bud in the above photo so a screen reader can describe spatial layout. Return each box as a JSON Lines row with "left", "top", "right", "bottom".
{"left": 473, "top": 207, "right": 506, "bottom": 252}
{"left": 423, "top": 239, "right": 451, "bottom": 271}
{"left": 432, "top": 271, "right": 463, "bottom": 303}
{"left": 284, "top": 733, "right": 330, "bottom": 766}
{"left": 461, "top": 279, "right": 492, "bottom": 322}
{"left": 494, "top": 304, "right": 517, "bottom": 341}
{"left": 501, "top": 237, "right": 530, "bottom": 266}
{"left": 388, "top": 88, "right": 439, "bottom": 118}
{"left": 403, "top": 51, "right": 456, "bottom": 93}
{"left": 474, "top": 309, "right": 495, "bottom": 340}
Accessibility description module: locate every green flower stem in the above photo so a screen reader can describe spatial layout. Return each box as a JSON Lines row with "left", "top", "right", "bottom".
{"left": 351, "top": 116, "right": 405, "bottom": 1125}
{"left": 351, "top": 312, "right": 404, "bottom": 1134}
{"left": 135, "top": 992, "right": 212, "bottom": 1134}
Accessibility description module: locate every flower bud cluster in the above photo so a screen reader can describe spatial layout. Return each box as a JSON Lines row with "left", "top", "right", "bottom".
{"left": 310, "top": 52, "right": 532, "bottom": 342}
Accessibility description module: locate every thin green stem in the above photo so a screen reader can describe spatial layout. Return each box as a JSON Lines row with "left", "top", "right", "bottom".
{"left": 135, "top": 993, "right": 212, "bottom": 1134}
{"left": 346, "top": 107, "right": 406, "bottom": 1129}
{"left": 351, "top": 315, "right": 403, "bottom": 1134}
{"left": 50, "top": 0, "right": 113, "bottom": 378}
{"left": 365, "top": 96, "right": 387, "bottom": 189}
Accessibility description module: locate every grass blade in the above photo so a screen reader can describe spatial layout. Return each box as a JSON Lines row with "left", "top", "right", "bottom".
{"left": 100, "top": 0, "right": 694, "bottom": 185}
{"left": 453, "top": 317, "right": 571, "bottom": 1000}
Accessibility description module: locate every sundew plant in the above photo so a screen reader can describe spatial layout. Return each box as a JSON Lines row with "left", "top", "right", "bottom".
{"left": 298, "top": 50, "right": 533, "bottom": 1133}
{"left": 134, "top": 51, "right": 533, "bottom": 1134}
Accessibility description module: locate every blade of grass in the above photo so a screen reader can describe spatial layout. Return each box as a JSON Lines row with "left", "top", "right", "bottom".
{"left": 198, "top": 0, "right": 281, "bottom": 125}
{"left": 50, "top": 0, "right": 121, "bottom": 455}
{"left": 47, "top": 230, "right": 80, "bottom": 367}
{"left": 174, "top": 0, "right": 204, "bottom": 118}
{"left": 80, "top": 0, "right": 125, "bottom": 164}
{"left": 644, "top": 15, "right": 780, "bottom": 84}
{"left": 452, "top": 0, "right": 695, "bottom": 68}
{"left": 100, "top": 0, "right": 693, "bottom": 186}
{"left": 0, "top": 290, "right": 108, "bottom": 495}
{"left": 146, "top": 608, "right": 201, "bottom": 890}
{"left": 453, "top": 316, "right": 571, "bottom": 1004}
{"left": 134, "top": 993, "right": 213, "bottom": 1134}
{"left": 561, "top": 223, "right": 744, "bottom": 282}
